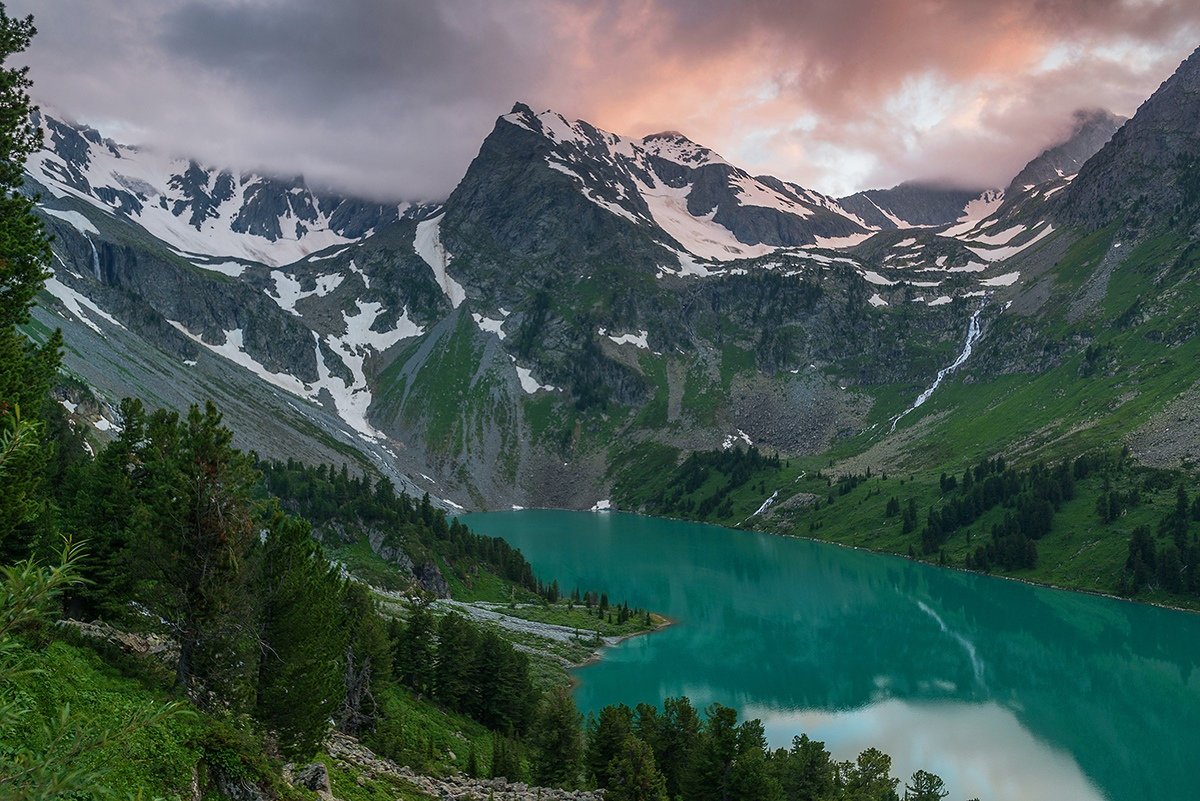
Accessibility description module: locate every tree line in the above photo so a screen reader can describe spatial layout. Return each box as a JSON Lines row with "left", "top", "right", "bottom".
{"left": 516, "top": 693, "right": 960, "bottom": 801}
{"left": 259, "top": 457, "right": 542, "bottom": 595}
{"left": 645, "top": 446, "right": 783, "bottom": 520}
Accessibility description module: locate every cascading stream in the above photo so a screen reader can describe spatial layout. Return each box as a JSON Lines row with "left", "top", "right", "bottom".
{"left": 890, "top": 307, "right": 983, "bottom": 432}
{"left": 86, "top": 234, "right": 101, "bottom": 282}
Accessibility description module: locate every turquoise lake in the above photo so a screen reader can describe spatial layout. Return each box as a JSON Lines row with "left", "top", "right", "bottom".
{"left": 462, "top": 509, "right": 1200, "bottom": 801}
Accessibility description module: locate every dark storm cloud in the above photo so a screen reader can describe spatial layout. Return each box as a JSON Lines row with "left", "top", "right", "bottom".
{"left": 11, "top": 0, "right": 1200, "bottom": 200}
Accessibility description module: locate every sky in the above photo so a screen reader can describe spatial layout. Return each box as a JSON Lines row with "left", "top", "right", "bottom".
{"left": 12, "top": 0, "right": 1200, "bottom": 201}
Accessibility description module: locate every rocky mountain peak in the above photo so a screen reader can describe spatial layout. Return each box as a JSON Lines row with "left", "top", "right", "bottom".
{"left": 1006, "top": 107, "right": 1125, "bottom": 195}
{"left": 1060, "top": 46, "right": 1200, "bottom": 230}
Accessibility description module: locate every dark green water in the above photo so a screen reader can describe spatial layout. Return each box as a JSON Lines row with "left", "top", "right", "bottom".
{"left": 462, "top": 509, "right": 1200, "bottom": 801}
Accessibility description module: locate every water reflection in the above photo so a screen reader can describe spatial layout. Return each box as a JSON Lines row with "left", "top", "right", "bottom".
{"left": 754, "top": 702, "right": 1104, "bottom": 801}
{"left": 463, "top": 510, "right": 1200, "bottom": 801}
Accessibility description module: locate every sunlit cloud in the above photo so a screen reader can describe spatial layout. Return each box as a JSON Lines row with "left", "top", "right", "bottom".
{"left": 11, "top": 0, "right": 1200, "bottom": 199}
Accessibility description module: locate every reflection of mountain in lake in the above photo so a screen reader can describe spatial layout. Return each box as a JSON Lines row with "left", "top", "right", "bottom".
{"left": 464, "top": 510, "right": 1200, "bottom": 801}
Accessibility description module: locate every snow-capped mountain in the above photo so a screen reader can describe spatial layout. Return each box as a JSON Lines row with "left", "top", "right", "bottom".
{"left": 28, "top": 110, "right": 436, "bottom": 268}
{"left": 836, "top": 183, "right": 994, "bottom": 231}
{"left": 27, "top": 48, "right": 1195, "bottom": 514}
{"left": 477, "top": 103, "right": 874, "bottom": 268}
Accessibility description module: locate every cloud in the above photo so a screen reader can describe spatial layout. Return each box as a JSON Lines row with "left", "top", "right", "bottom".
{"left": 10, "top": 0, "right": 1200, "bottom": 200}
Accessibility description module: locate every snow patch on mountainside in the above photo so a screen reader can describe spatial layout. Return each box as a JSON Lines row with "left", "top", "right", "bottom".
{"left": 168, "top": 322, "right": 311, "bottom": 397}
{"left": 603, "top": 329, "right": 650, "bottom": 349}
{"left": 472, "top": 313, "right": 506, "bottom": 339}
{"left": 642, "top": 183, "right": 775, "bottom": 262}
{"left": 268, "top": 270, "right": 345, "bottom": 315}
{"left": 40, "top": 206, "right": 99, "bottom": 236}
{"left": 413, "top": 215, "right": 466, "bottom": 308}
{"left": 967, "top": 224, "right": 1055, "bottom": 262}
{"left": 28, "top": 135, "right": 355, "bottom": 268}
{"left": 43, "top": 275, "right": 124, "bottom": 334}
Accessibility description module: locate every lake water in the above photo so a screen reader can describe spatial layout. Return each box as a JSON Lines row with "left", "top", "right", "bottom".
{"left": 462, "top": 509, "right": 1200, "bottom": 801}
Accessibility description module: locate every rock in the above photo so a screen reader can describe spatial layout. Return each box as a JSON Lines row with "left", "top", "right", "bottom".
{"left": 294, "top": 762, "right": 332, "bottom": 795}
{"left": 415, "top": 561, "right": 451, "bottom": 598}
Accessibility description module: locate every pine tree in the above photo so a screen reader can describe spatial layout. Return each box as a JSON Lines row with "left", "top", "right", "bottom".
{"left": 0, "top": 7, "right": 58, "bottom": 562}
{"left": 434, "top": 612, "right": 477, "bottom": 711}
{"left": 587, "top": 703, "right": 634, "bottom": 788}
{"left": 604, "top": 734, "right": 668, "bottom": 801}
{"left": 491, "top": 732, "right": 523, "bottom": 781}
{"left": 256, "top": 512, "right": 348, "bottom": 758}
{"left": 904, "top": 769, "right": 949, "bottom": 800}
{"left": 63, "top": 398, "right": 145, "bottom": 620}
{"left": 842, "top": 747, "right": 900, "bottom": 801}
{"left": 395, "top": 600, "right": 436, "bottom": 695}
{"left": 530, "top": 686, "right": 583, "bottom": 789}
{"left": 655, "top": 696, "right": 701, "bottom": 799}
{"left": 776, "top": 733, "right": 835, "bottom": 801}
{"left": 133, "top": 403, "right": 260, "bottom": 706}
{"left": 338, "top": 582, "right": 392, "bottom": 733}
{"left": 687, "top": 704, "right": 739, "bottom": 801}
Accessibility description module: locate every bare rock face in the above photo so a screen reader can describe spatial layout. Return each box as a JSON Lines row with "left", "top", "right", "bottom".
{"left": 1006, "top": 108, "right": 1125, "bottom": 195}
{"left": 293, "top": 762, "right": 333, "bottom": 797}
{"left": 1061, "top": 47, "right": 1200, "bottom": 232}
{"left": 414, "top": 561, "right": 451, "bottom": 598}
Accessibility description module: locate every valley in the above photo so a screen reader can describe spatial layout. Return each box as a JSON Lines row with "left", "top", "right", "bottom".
{"left": 6, "top": 5, "right": 1200, "bottom": 800}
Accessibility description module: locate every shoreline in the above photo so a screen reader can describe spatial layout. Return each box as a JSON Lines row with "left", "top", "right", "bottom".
{"left": 571, "top": 615, "right": 675, "bottom": 672}
{"left": 461, "top": 505, "right": 1200, "bottom": 617}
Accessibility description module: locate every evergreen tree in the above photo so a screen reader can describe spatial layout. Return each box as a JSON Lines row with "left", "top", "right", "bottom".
{"left": 395, "top": 600, "right": 436, "bottom": 695}
{"left": 338, "top": 582, "right": 392, "bottom": 733}
{"left": 587, "top": 703, "right": 634, "bottom": 788}
{"left": 841, "top": 747, "right": 900, "bottom": 801}
{"left": 490, "top": 732, "right": 523, "bottom": 781}
{"left": 904, "top": 769, "right": 949, "bottom": 801}
{"left": 604, "top": 734, "right": 668, "bottom": 801}
{"left": 729, "top": 719, "right": 782, "bottom": 800}
{"left": 256, "top": 512, "right": 347, "bottom": 758}
{"left": 133, "top": 403, "right": 260, "bottom": 706}
{"left": 433, "top": 612, "right": 477, "bottom": 710}
{"left": 530, "top": 686, "right": 584, "bottom": 789}
{"left": 774, "top": 733, "right": 835, "bottom": 801}
{"left": 62, "top": 398, "right": 145, "bottom": 620}
{"left": 687, "top": 703, "right": 739, "bottom": 801}
{"left": 655, "top": 696, "right": 701, "bottom": 799}
{"left": 0, "top": 7, "right": 58, "bottom": 562}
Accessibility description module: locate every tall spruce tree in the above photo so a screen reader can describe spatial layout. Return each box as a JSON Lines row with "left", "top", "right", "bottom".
{"left": 530, "top": 685, "right": 584, "bottom": 789}
{"left": 256, "top": 512, "right": 347, "bottom": 758}
{"left": 587, "top": 703, "right": 634, "bottom": 788}
{"left": 134, "top": 403, "right": 261, "bottom": 706}
{"left": 604, "top": 734, "right": 669, "bottom": 801}
{"left": 338, "top": 582, "right": 392, "bottom": 733}
{"left": 63, "top": 397, "right": 146, "bottom": 620}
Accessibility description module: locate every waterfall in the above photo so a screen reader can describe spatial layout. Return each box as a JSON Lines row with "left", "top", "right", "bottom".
{"left": 890, "top": 307, "right": 983, "bottom": 432}
{"left": 86, "top": 235, "right": 101, "bottom": 282}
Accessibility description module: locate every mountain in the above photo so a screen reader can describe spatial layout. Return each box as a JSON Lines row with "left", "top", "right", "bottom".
{"left": 25, "top": 51, "right": 1200, "bottom": 519}
{"left": 1006, "top": 108, "right": 1126, "bottom": 194}
{"left": 837, "top": 182, "right": 995, "bottom": 230}
{"left": 28, "top": 109, "right": 438, "bottom": 267}
{"left": 440, "top": 103, "right": 874, "bottom": 279}
{"left": 1061, "top": 46, "right": 1200, "bottom": 232}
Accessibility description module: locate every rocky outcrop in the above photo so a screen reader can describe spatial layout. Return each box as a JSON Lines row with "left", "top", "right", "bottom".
{"left": 325, "top": 732, "right": 603, "bottom": 801}
{"left": 838, "top": 182, "right": 985, "bottom": 229}
{"left": 291, "top": 762, "right": 333, "bottom": 799}
{"left": 1007, "top": 108, "right": 1124, "bottom": 194}
{"left": 1061, "top": 47, "right": 1200, "bottom": 231}
{"left": 413, "top": 562, "right": 451, "bottom": 598}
